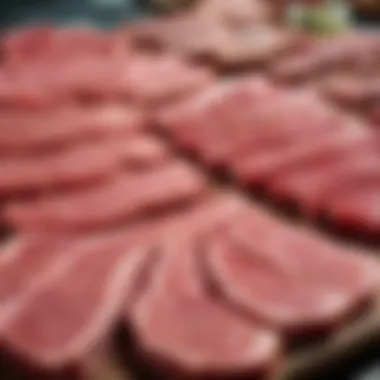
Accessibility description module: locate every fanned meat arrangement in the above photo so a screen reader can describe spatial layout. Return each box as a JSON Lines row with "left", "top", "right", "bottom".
{"left": 158, "top": 77, "right": 380, "bottom": 239}
{"left": 0, "top": 20, "right": 379, "bottom": 380}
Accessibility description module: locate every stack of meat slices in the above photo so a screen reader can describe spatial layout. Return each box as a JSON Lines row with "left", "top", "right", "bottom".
{"left": 0, "top": 193, "right": 379, "bottom": 379}
{"left": 0, "top": 26, "right": 215, "bottom": 108}
{"left": 157, "top": 76, "right": 380, "bottom": 240}
{"left": 0, "top": 27, "right": 216, "bottom": 233}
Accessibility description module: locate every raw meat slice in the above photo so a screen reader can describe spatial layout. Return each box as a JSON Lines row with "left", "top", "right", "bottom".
{"left": 0, "top": 234, "right": 152, "bottom": 379}
{"left": 0, "top": 138, "right": 126, "bottom": 195}
{"left": 122, "top": 53, "right": 215, "bottom": 106}
{"left": 327, "top": 187, "right": 380, "bottom": 236}
{"left": 0, "top": 104, "right": 146, "bottom": 153}
{"left": 268, "top": 152, "right": 380, "bottom": 210}
{"left": 203, "top": 211, "right": 380, "bottom": 334}
{"left": 0, "top": 235, "right": 72, "bottom": 307}
{"left": 224, "top": 212, "right": 380, "bottom": 302}
{"left": 234, "top": 127, "right": 368, "bottom": 187}
{"left": 129, "top": 238, "right": 279, "bottom": 379}
{"left": 5, "top": 161, "right": 208, "bottom": 231}
{"left": 202, "top": 97, "right": 342, "bottom": 167}
{"left": 121, "top": 135, "right": 171, "bottom": 169}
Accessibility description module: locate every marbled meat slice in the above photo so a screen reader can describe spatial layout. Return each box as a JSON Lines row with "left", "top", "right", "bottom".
{"left": 128, "top": 238, "right": 279, "bottom": 379}
{"left": 203, "top": 209, "right": 380, "bottom": 335}
{"left": 0, "top": 233, "right": 152, "bottom": 379}
{"left": 0, "top": 104, "right": 146, "bottom": 153}
{"left": 5, "top": 161, "right": 208, "bottom": 231}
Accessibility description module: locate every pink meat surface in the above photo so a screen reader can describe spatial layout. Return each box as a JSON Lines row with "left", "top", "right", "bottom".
{"left": 0, "top": 233, "right": 152, "bottom": 379}
{"left": 204, "top": 209, "right": 380, "bottom": 334}
{"left": 121, "top": 135, "right": 171, "bottom": 169}
{"left": 0, "top": 138, "right": 129, "bottom": 195}
{"left": 122, "top": 53, "right": 215, "bottom": 106}
{"left": 234, "top": 127, "right": 368, "bottom": 187}
{"left": 0, "top": 104, "right": 146, "bottom": 153}
{"left": 5, "top": 161, "right": 208, "bottom": 231}
{"left": 129, "top": 238, "right": 279, "bottom": 378}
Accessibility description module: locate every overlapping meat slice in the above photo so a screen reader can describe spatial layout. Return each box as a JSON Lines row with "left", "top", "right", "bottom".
{"left": 0, "top": 27, "right": 129, "bottom": 104}
{"left": 0, "top": 134, "right": 171, "bottom": 195}
{"left": 120, "top": 134, "right": 171, "bottom": 169}
{"left": 0, "top": 104, "right": 146, "bottom": 153}
{"left": 0, "top": 233, "right": 152, "bottom": 379}
{"left": 158, "top": 77, "right": 275, "bottom": 151}
{"left": 203, "top": 209, "right": 380, "bottom": 335}
{"left": 234, "top": 126, "right": 369, "bottom": 188}
{"left": 0, "top": 139, "right": 125, "bottom": 195}
{"left": 5, "top": 161, "right": 208, "bottom": 231}
{"left": 128, "top": 237, "right": 279, "bottom": 379}
{"left": 122, "top": 53, "right": 215, "bottom": 106}
{"left": 269, "top": 148, "right": 380, "bottom": 215}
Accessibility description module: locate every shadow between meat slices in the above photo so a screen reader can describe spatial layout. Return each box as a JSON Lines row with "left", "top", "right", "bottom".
{"left": 202, "top": 211, "right": 380, "bottom": 339}
{"left": 325, "top": 185, "right": 380, "bottom": 238}
{"left": 0, "top": 233, "right": 153, "bottom": 379}
{"left": 129, "top": 238, "right": 280, "bottom": 379}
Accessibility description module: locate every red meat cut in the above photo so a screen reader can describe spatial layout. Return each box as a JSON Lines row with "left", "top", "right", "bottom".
{"left": 5, "top": 161, "right": 208, "bottom": 231}
{"left": 122, "top": 53, "right": 215, "bottom": 106}
{"left": 0, "top": 104, "right": 146, "bottom": 153}
{"left": 0, "top": 138, "right": 128, "bottom": 195}
{"left": 128, "top": 237, "right": 279, "bottom": 379}
{"left": 203, "top": 209, "right": 380, "bottom": 335}
{"left": 120, "top": 135, "right": 171, "bottom": 169}
{"left": 0, "top": 233, "right": 153, "bottom": 379}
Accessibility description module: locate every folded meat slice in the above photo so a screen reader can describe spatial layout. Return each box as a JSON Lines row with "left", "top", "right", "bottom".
{"left": 128, "top": 238, "right": 279, "bottom": 379}
{"left": 203, "top": 210, "right": 380, "bottom": 335}
{"left": 5, "top": 161, "right": 208, "bottom": 231}
{"left": 0, "top": 138, "right": 127, "bottom": 195}
{"left": 0, "top": 104, "right": 145, "bottom": 153}
{"left": 0, "top": 233, "right": 152, "bottom": 379}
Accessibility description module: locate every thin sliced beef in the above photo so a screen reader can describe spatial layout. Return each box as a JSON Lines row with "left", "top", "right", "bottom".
{"left": 269, "top": 152, "right": 380, "bottom": 214}
{"left": 203, "top": 210, "right": 380, "bottom": 335}
{"left": 122, "top": 53, "right": 215, "bottom": 106}
{"left": 5, "top": 161, "right": 208, "bottom": 231}
{"left": 0, "top": 104, "right": 146, "bottom": 153}
{"left": 121, "top": 135, "right": 171, "bottom": 169}
{"left": 268, "top": 149, "right": 380, "bottom": 205}
{"left": 128, "top": 238, "right": 279, "bottom": 379}
{"left": 0, "top": 138, "right": 128, "bottom": 195}
{"left": 0, "top": 234, "right": 152, "bottom": 379}
{"left": 234, "top": 127, "right": 369, "bottom": 187}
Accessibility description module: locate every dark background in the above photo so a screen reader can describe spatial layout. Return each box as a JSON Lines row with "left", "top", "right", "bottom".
{"left": 0, "top": 0, "right": 378, "bottom": 378}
